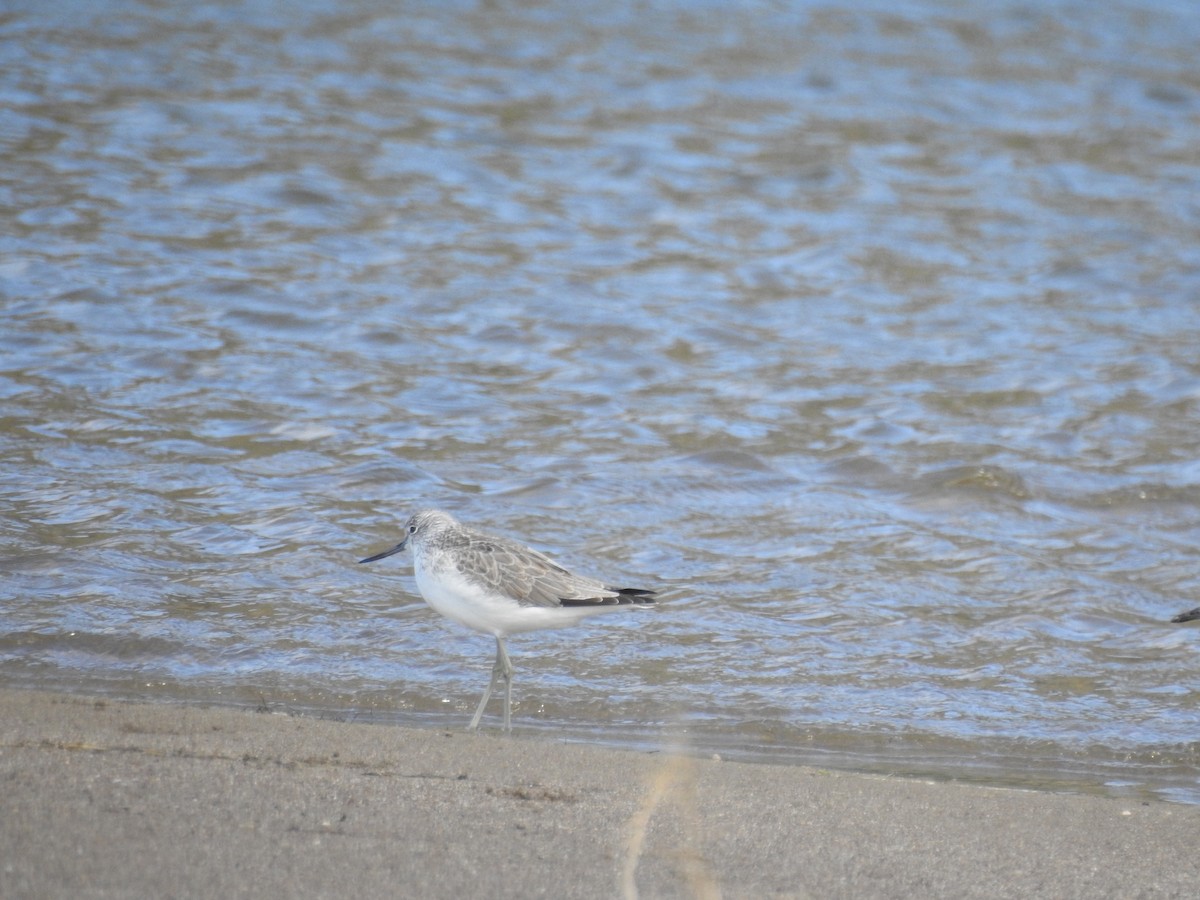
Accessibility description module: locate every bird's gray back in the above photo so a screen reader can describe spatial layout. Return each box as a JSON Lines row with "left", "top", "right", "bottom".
{"left": 430, "top": 528, "right": 619, "bottom": 608}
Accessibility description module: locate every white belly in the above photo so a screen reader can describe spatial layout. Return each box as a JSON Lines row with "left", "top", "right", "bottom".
{"left": 413, "top": 564, "right": 617, "bottom": 638}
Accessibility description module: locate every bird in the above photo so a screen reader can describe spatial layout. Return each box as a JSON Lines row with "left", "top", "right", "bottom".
{"left": 359, "top": 508, "right": 656, "bottom": 732}
{"left": 1171, "top": 607, "right": 1200, "bottom": 624}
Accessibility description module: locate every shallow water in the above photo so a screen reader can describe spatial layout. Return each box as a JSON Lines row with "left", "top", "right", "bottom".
{"left": 3, "top": 0, "right": 1200, "bottom": 804}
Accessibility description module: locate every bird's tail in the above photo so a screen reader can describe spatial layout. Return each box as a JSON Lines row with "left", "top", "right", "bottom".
{"left": 614, "top": 588, "right": 656, "bottom": 606}
{"left": 559, "top": 588, "right": 657, "bottom": 607}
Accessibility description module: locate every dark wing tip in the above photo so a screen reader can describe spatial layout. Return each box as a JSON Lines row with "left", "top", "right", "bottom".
{"left": 615, "top": 587, "right": 656, "bottom": 605}
{"left": 558, "top": 587, "right": 656, "bottom": 608}
{"left": 1171, "top": 607, "right": 1200, "bottom": 623}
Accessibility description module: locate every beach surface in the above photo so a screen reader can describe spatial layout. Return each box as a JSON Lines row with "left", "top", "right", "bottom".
{"left": 1, "top": 687, "right": 1195, "bottom": 899}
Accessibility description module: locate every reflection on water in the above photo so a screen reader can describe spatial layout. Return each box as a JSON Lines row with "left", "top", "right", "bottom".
{"left": 3, "top": 0, "right": 1200, "bottom": 803}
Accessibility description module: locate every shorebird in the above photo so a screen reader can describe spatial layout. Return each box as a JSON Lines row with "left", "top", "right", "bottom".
{"left": 359, "top": 508, "right": 655, "bottom": 731}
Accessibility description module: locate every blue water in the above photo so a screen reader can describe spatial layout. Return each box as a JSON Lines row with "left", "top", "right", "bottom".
{"left": 2, "top": 0, "right": 1200, "bottom": 803}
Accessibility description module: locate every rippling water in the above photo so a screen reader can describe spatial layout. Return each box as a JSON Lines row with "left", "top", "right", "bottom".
{"left": 4, "top": 0, "right": 1200, "bottom": 803}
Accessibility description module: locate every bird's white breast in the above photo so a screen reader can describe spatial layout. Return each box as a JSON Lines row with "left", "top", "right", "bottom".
{"left": 413, "top": 558, "right": 618, "bottom": 638}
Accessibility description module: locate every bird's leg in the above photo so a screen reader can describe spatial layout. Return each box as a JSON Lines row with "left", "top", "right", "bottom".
{"left": 496, "top": 638, "right": 513, "bottom": 733}
{"left": 468, "top": 637, "right": 513, "bottom": 732}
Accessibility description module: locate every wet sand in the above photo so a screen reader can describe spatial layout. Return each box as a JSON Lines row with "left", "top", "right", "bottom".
{"left": 1, "top": 687, "right": 1195, "bottom": 899}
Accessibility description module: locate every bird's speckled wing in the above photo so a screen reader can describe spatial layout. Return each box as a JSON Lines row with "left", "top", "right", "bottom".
{"left": 454, "top": 532, "right": 620, "bottom": 608}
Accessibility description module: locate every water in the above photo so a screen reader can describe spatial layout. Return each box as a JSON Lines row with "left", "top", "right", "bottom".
{"left": 3, "top": 0, "right": 1200, "bottom": 804}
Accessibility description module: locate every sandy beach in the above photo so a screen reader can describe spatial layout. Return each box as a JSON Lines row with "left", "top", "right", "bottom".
{"left": 1, "top": 687, "right": 1195, "bottom": 899}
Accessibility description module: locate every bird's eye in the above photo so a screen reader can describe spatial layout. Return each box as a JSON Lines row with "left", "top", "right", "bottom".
{"left": 408, "top": 524, "right": 418, "bottom": 534}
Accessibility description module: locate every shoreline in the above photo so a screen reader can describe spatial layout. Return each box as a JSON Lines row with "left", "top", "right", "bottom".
{"left": 2, "top": 686, "right": 1197, "bottom": 898}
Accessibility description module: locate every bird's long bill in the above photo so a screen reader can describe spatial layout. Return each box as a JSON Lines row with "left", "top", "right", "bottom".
{"left": 359, "top": 538, "right": 407, "bottom": 564}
